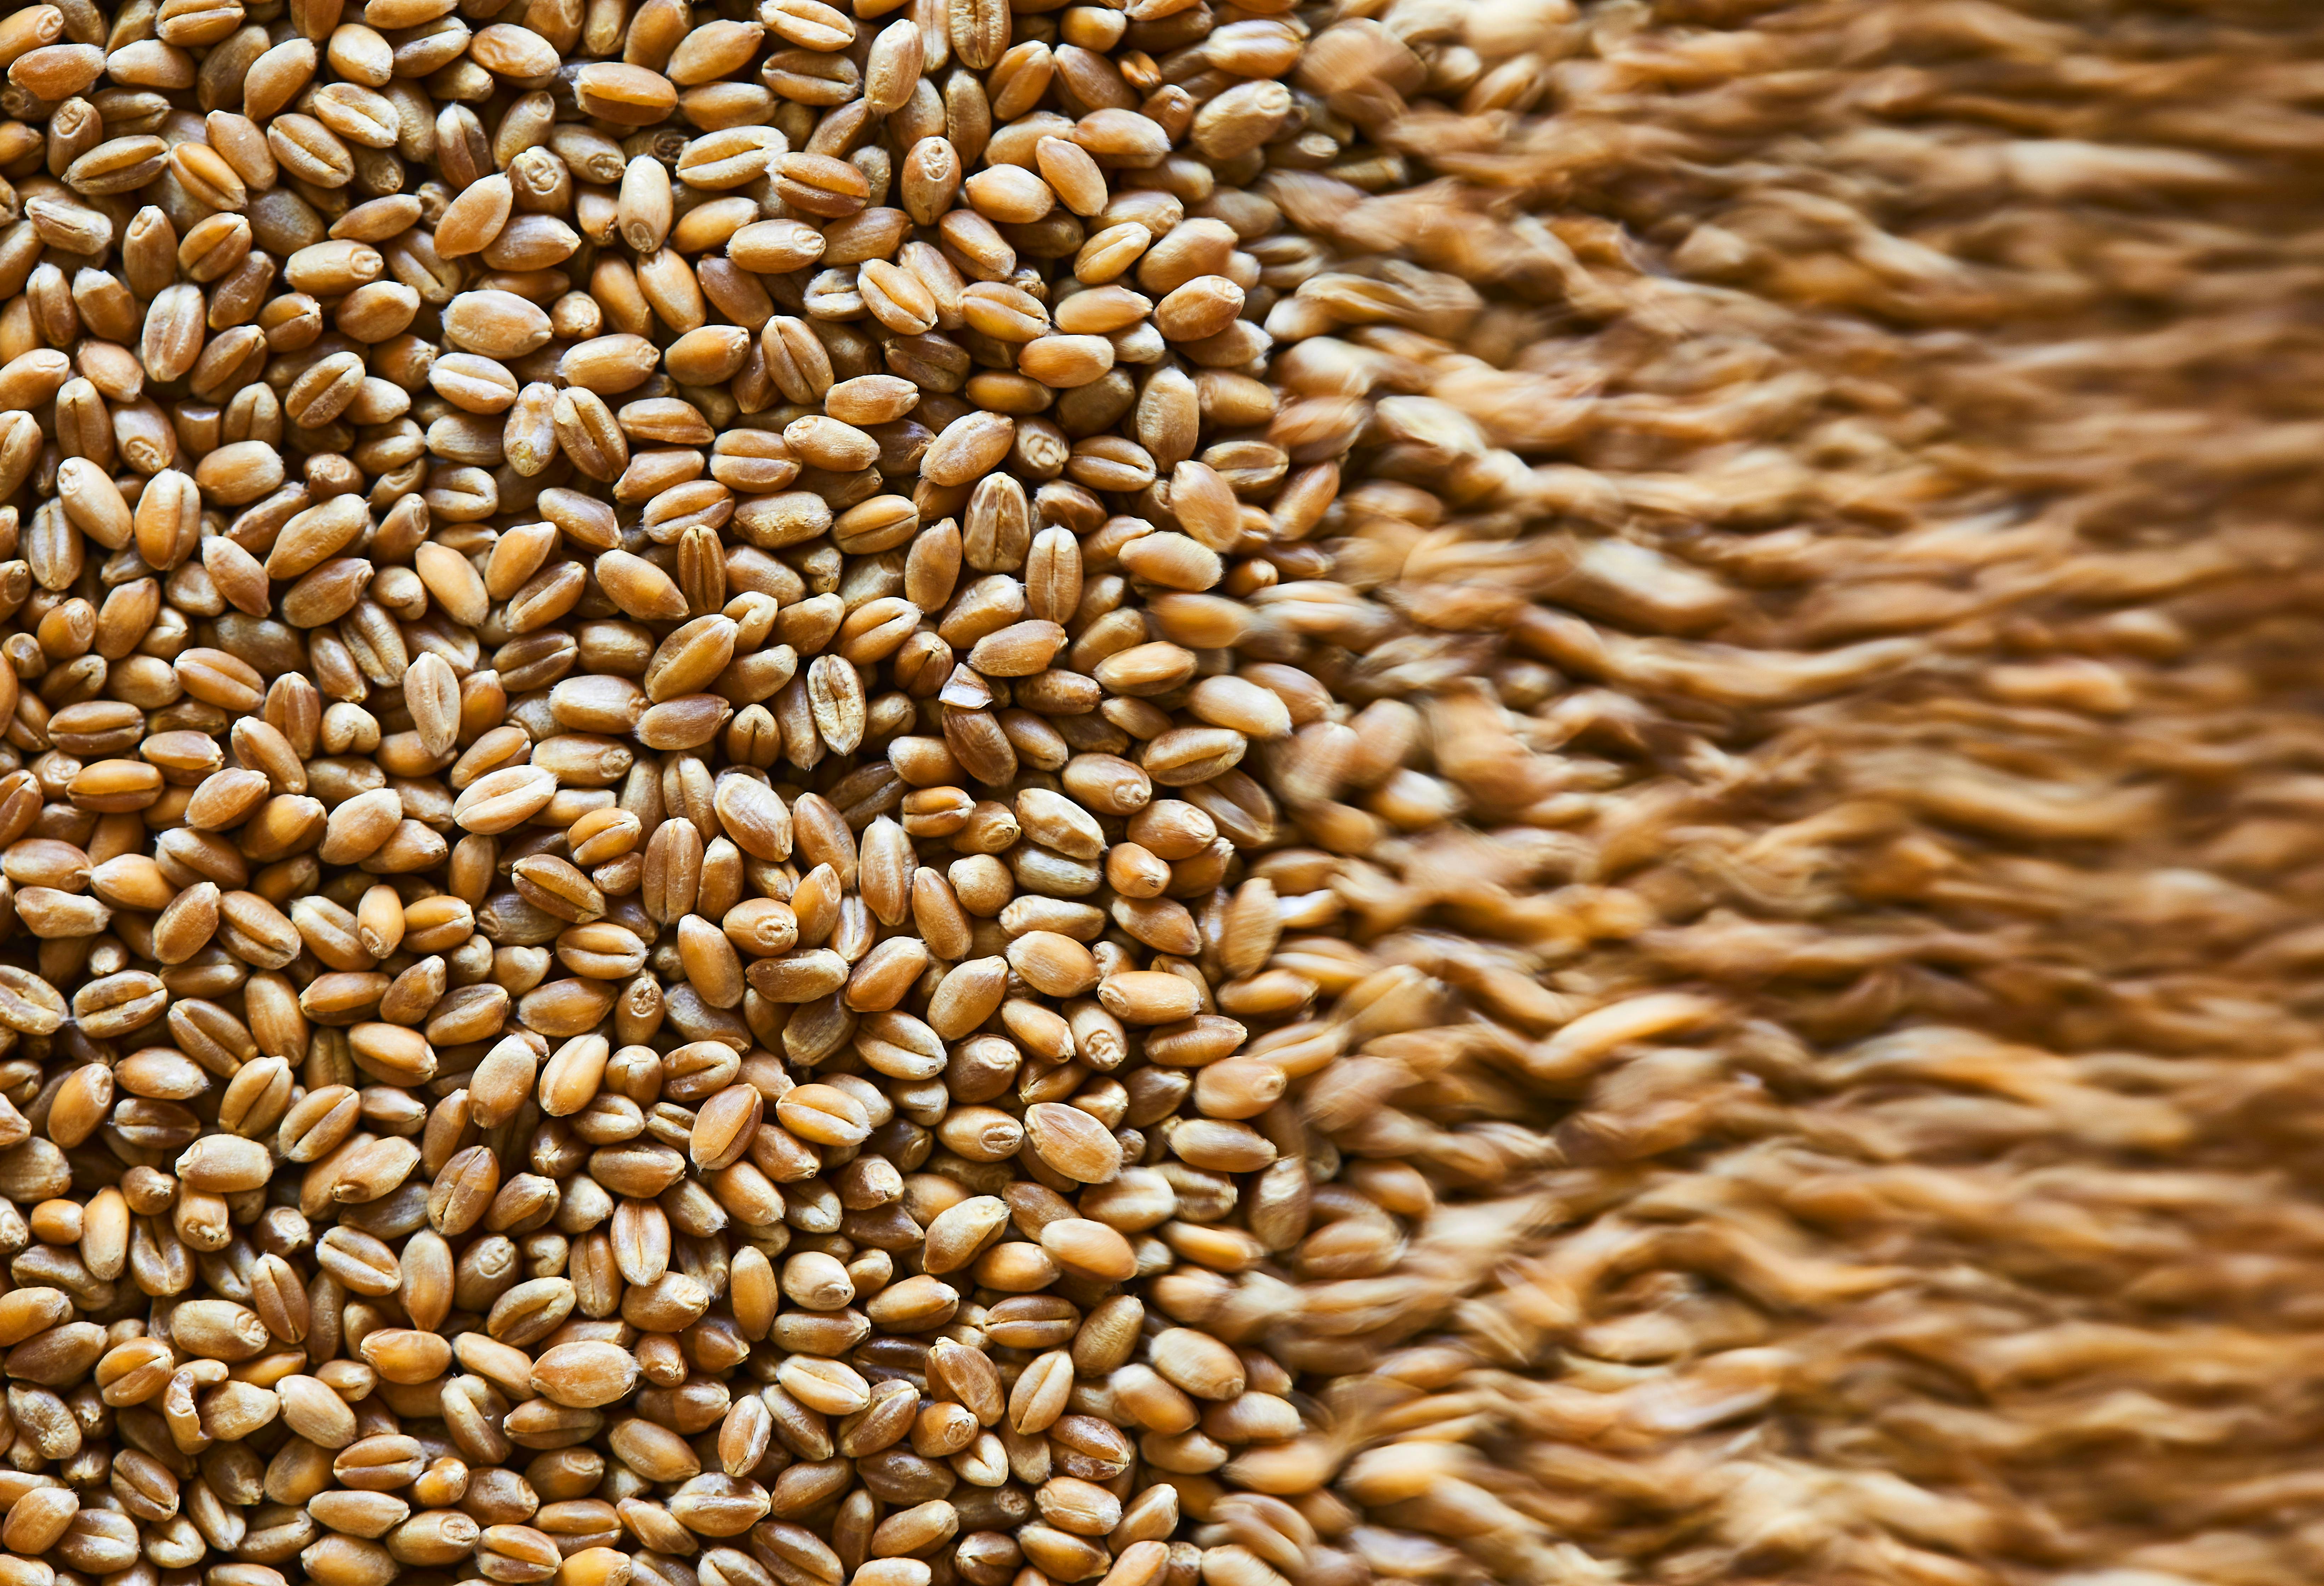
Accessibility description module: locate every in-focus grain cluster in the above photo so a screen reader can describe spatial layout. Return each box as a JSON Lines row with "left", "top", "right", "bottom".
{"left": 0, "top": 1, "right": 1432, "bottom": 1586}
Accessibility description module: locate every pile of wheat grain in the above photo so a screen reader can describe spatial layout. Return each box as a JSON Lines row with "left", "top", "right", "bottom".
{"left": 1253, "top": 4, "right": 2324, "bottom": 1585}
{"left": 1, "top": 2, "right": 2319, "bottom": 1586}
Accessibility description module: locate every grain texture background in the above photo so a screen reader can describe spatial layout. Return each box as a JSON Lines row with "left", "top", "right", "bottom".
{"left": 1268, "top": 4, "right": 2324, "bottom": 1584}
{"left": 1, "top": 3, "right": 2318, "bottom": 1586}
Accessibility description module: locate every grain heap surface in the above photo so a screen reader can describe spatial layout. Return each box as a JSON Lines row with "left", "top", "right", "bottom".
{"left": 0, "top": 1, "right": 2317, "bottom": 1586}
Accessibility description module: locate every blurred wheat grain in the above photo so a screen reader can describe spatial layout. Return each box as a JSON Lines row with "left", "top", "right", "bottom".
{"left": 1264, "top": 4, "right": 2324, "bottom": 1583}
